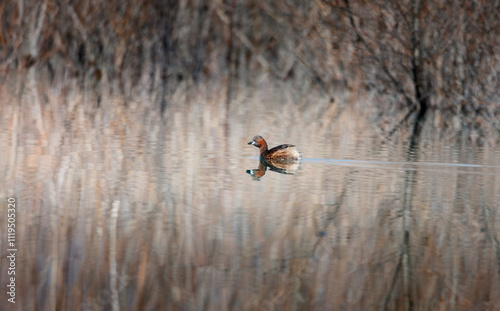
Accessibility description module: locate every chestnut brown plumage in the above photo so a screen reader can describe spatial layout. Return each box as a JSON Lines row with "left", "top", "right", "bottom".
{"left": 247, "top": 136, "right": 301, "bottom": 161}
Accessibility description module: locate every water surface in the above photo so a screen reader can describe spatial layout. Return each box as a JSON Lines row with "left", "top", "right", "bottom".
{"left": 1, "top": 86, "right": 499, "bottom": 310}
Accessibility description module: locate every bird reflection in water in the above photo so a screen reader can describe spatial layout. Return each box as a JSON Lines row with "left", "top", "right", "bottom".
{"left": 246, "top": 158, "right": 301, "bottom": 180}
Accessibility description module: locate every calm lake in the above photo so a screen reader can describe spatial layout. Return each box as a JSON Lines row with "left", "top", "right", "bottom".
{"left": 1, "top": 80, "right": 499, "bottom": 311}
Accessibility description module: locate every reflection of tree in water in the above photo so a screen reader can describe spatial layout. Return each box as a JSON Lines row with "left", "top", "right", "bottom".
{"left": 256, "top": 169, "right": 352, "bottom": 310}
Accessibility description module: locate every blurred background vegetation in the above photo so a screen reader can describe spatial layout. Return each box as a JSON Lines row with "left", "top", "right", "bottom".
{"left": 2, "top": 2, "right": 500, "bottom": 310}
{"left": 1, "top": 0, "right": 499, "bottom": 139}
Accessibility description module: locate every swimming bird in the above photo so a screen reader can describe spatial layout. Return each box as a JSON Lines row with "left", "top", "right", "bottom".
{"left": 247, "top": 135, "right": 301, "bottom": 161}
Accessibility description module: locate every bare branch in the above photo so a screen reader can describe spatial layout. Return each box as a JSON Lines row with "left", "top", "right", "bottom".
{"left": 30, "top": 1, "right": 47, "bottom": 58}
{"left": 342, "top": 0, "right": 416, "bottom": 108}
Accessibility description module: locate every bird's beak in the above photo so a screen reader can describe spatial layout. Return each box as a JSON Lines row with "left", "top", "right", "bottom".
{"left": 248, "top": 141, "right": 254, "bottom": 145}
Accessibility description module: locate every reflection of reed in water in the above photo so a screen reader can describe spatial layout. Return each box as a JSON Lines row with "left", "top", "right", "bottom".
{"left": 3, "top": 70, "right": 500, "bottom": 310}
{"left": 246, "top": 158, "right": 301, "bottom": 180}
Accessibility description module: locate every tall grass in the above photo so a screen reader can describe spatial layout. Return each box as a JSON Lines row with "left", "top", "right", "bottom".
{"left": 1, "top": 0, "right": 499, "bottom": 136}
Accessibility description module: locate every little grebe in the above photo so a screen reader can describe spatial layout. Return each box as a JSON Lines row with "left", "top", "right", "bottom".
{"left": 248, "top": 135, "right": 301, "bottom": 161}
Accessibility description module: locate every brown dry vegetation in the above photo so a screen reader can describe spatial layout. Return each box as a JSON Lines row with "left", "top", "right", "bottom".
{"left": 1, "top": 0, "right": 499, "bottom": 139}
{"left": 1, "top": 1, "right": 500, "bottom": 311}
